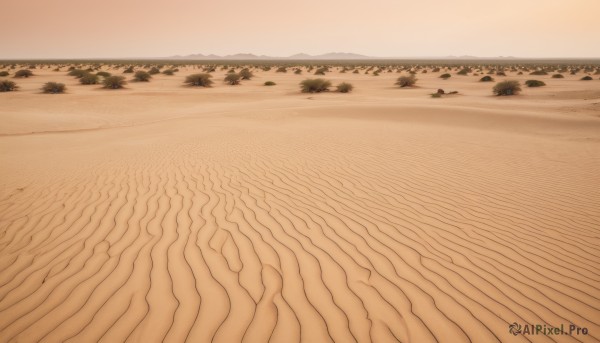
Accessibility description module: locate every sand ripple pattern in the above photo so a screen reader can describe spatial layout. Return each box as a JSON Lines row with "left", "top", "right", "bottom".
{"left": 1, "top": 126, "right": 599, "bottom": 343}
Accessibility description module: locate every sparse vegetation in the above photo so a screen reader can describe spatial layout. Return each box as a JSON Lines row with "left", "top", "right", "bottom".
{"left": 480, "top": 75, "right": 494, "bottom": 82}
{"left": 42, "top": 82, "right": 66, "bottom": 94}
{"left": 440, "top": 73, "right": 451, "bottom": 79}
{"left": 525, "top": 80, "right": 546, "bottom": 87}
{"left": 581, "top": 76, "right": 593, "bottom": 81}
{"left": 148, "top": 67, "right": 161, "bottom": 75}
{"left": 80, "top": 73, "right": 99, "bottom": 85}
{"left": 0, "top": 71, "right": 10, "bottom": 77}
{"left": 133, "top": 71, "right": 152, "bottom": 82}
{"left": 0, "top": 80, "right": 18, "bottom": 92}
{"left": 493, "top": 80, "right": 521, "bottom": 96}
{"left": 395, "top": 75, "right": 417, "bottom": 87}
{"left": 102, "top": 75, "right": 127, "bottom": 89}
{"left": 224, "top": 73, "right": 241, "bottom": 85}
{"left": 300, "top": 78, "right": 331, "bottom": 93}
{"left": 239, "top": 68, "right": 253, "bottom": 80}
{"left": 184, "top": 73, "right": 213, "bottom": 87}
{"left": 530, "top": 70, "right": 548, "bottom": 75}
{"left": 264, "top": 81, "right": 276, "bottom": 86}
{"left": 68, "top": 69, "right": 88, "bottom": 78}
{"left": 336, "top": 82, "right": 353, "bottom": 93}
{"left": 552, "top": 74, "right": 564, "bottom": 78}
{"left": 162, "top": 69, "right": 175, "bottom": 75}
{"left": 96, "top": 71, "right": 111, "bottom": 78}
{"left": 14, "top": 69, "right": 33, "bottom": 78}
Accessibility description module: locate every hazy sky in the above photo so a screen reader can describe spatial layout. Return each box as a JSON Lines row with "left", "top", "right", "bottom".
{"left": 2, "top": 0, "right": 599, "bottom": 58}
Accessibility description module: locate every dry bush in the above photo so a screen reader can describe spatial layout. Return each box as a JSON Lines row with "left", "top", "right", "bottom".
{"left": 0, "top": 80, "right": 18, "bottom": 92}
{"left": 493, "top": 80, "right": 521, "bottom": 96}
{"left": 42, "top": 82, "right": 66, "bottom": 94}
{"left": 480, "top": 75, "right": 494, "bottom": 82}
{"left": 185, "top": 73, "right": 213, "bottom": 87}
{"left": 79, "top": 73, "right": 99, "bottom": 85}
{"left": 264, "top": 81, "right": 276, "bottom": 86}
{"left": 336, "top": 82, "right": 353, "bottom": 93}
{"left": 525, "top": 80, "right": 545, "bottom": 87}
{"left": 224, "top": 73, "right": 241, "bottom": 85}
{"left": 103, "top": 75, "right": 127, "bottom": 89}
{"left": 133, "top": 71, "right": 152, "bottom": 82}
{"left": 395, "top": 75, "right": 417, "bottom": 87}
{"left": 440, "top": 73, "right": 451, "bottom": 79}
{"left": 300, "top": 78, "right": 331, "bottom": 93}
{"left": 14, "top": 69, "right": 33, "bottom": 78}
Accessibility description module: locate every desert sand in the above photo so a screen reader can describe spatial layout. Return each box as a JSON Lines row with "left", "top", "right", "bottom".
{"left": 1, "top": 65, "right": 600, "bottom": 343}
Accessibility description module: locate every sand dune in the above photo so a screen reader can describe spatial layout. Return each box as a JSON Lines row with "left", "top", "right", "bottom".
{"left": 1, "top": 68, "right": 599, "bottom": 342}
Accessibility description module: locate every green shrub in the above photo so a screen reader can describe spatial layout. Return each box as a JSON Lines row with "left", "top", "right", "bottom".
{"left": 525, "top": 80, "right": 545, "bottom": 87}
{"left": 239, "top": 68, "right": 253, "bottom": 80}
{"left": 103, "top": 75, "right": 127, "bottom": 89}
{"left": 133, "top": 70, "right": 152, "bottom": 82}
{"left": 264, "top": 81, "right": 276, "bottom": 86}
{"left": 493, "top": 80, "right": 521, "bottom": 96}
{"left": 0, "top": 71, "right": 10, "bottom": 77}
{"left": 80, "top": 73, "right": 99, "bottom": 85}
{"left": 0, "top": 80, "right": 18, "bottom": 92}
{"left": 440, "top": 73, "right": 451, "bottom": 79}
{"left": 185, "top": 73, "right": 213, "bottom": 87}
{"left": 581, "top": 76, "right": 593, "bottom": 81}
{"left": 224, "top": 73, "right": 241, "bottom": 85}
{"left": 14, "top": 69, "right": 33, "bottom": 78}
{"left": 480, "top": 75, "right": 494, "bottom": 82}
{"left": 42, "top": 82, "right": 66, "bottom": 94}
{"left": 336, "top": 82, "right": 353, "bottom": 93}
{"left": 395, "top": 75, "right": 417, "bottom": 87}
{"left": 300, "top": 78, "right": 331, "bottom": 93}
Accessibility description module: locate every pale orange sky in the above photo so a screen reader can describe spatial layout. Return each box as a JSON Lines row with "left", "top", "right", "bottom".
{"left": 2, "top": 0, "right": 599, "bottom": 58}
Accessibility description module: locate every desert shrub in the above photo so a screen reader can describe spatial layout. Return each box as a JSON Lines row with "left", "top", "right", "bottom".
{"left": 224, "top": 73, "right": 241, "bottom": 85}
{"left": 552, "top": 74, "right": 564, "bottom": 78}
{"left": 493, "top": 80, "right": 521, "bottom": 96}
{"left": 432, "top": 67, "right": 441, "bottom": 72}
{"left": 102, "top": 75, "right": 127, "bottom": 89}
{"left": 148, "top": 67, "right": 161, "bottom": 75}
{"left": 300, "top": 78, "right": 331, "bottom": 93}
{"left": 42, "top": 82, "right": 66, "bottom": 94}
{"left": 581, "top": 76, "right": 593, "bottom": 81}
{"left": 96, "top": 71, "right": 111, "bottom": 77}
{"left": 133, "top": 71, "right": 152, "bottom": 82}
{"left": 239, "top": 68, "right": 253, "bottom": 80}
{"left": 480, "top": 75, "right": 494, "bottom": 82}
{"left": 395, "top": 75, "right": 417, "bottom": 87}
{"left": 185, "top": 73, "right": 213, "bottom": 87}
{"left": 14, "top": 69, "right": 33, "bottom": 78}
{"left": 525, "top": 80, "right": 546, "bottom": 87}
{"left": 80, "top": 73, "right": 99, "bottom": 85}
{"left": 0, "top": 71, "right": 9, "bottom": 77}
{"left": 336, "top": 82, "right": 353, "bottom": 93}
{"left": 264, "top": 81, "right": 276, "bottom": 86}
{"left": 123, "top": 66, "right": 134, "bottom": 73}
{"left": 431, "top": 93, "right": 442, "bottom": 98}
{"left": 457, "top": 68, "right": 470, "bottom": 75}
{"left": 496, "top": 71, "right": 506, "bottom": 76}
{"left": 68, "top": 69, "right": 87, "bottom": 78}
{"left": 162, "top": 69, "right": 175, "bottom": 75}
{"left": 440, "top": 73, "right": 451, "bottom": 79}
{"left": 530, "top": 70, "right": 548, "bottom": 75}
{"left": 0, "top": 80, "right": 18, "bottom": 92}
{"left": 293, "top": 69, "right": 301, "bottom": 74}
{"left": 314, "top": 67, "right": 328, "bottom": 75}
{"left": 276, "top": 66, "right": 287, "bottom": 73}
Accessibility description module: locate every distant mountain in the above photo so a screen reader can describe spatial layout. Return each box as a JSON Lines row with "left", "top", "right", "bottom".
{"left": 170, "top": 52, "right": 374, "bottom": 60}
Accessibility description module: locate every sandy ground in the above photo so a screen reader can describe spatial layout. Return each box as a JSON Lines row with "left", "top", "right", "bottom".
{"left": 1, "top": 66, "right": 599, "bottom": 342}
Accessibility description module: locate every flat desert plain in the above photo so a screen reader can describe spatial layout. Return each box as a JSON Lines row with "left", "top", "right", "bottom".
{"left": 1, "top": 65, "right": 599, "bottom": 343}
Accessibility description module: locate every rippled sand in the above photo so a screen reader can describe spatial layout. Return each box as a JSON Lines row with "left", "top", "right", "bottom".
{"left": 1, "top": 67, "right": 599, "bottom": 342}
